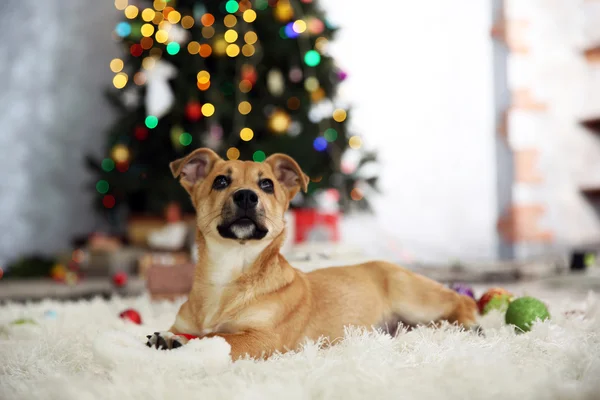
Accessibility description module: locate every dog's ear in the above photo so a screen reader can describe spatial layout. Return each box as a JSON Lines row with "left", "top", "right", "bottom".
{"left": 170, "top": 148, "right": 221, "bottom": 194}
{"left": 264, "top": 153, "right": 309, "bottom": 200}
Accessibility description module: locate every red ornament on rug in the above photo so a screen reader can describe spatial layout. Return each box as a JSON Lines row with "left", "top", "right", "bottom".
{"left": 185, "top": 101, "right": 202, "bottom": 121}
{"left": 119, "top": 308, "right": 142, "bottom": 325}
{"left": 112, "top": 271, "right": 128, "bottom": 287}
{"left": 477, "top": 287, "right": 512, "bottom": 314}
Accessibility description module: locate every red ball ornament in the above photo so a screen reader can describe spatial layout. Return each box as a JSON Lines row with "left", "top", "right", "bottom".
{"left": 185, "top": 101, "right": 202, "bottom": 121}
{"left": 119, "top": 308, "right": 142, "bottom": 324}
{"left": 477, "top": 287, "right": 512, "bottom": 314}
{"left": 112, "top": 271, "right": 128, "bottom": 287}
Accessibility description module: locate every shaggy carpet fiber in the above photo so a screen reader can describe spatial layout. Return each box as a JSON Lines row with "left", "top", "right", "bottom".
{"left": 1, "top": 289, "right": 600, "bottom": 400}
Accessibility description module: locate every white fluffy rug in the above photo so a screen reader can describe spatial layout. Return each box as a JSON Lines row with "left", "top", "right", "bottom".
{"left": 1, "top": 290, "right": 600, "bottom": 400}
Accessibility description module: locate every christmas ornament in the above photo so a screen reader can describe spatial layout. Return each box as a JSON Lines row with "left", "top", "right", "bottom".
{"left": 119, "top": 308, "right": 142, "bottom": 325}
{"left": 44, "top": 310, "right": 58, "bottom": 319}
{"left": 185, "top": 101, "right": 202, "bottom": 121}
{"left": 144, "top": 60, "right": 177, "bottom": 119}
{"left": 267, "top": 69, "right": 285, "bottom": 96}
{"left": 65, "top": 270, "right": 79, "bottom": 286}
{"left": 50, "top": 264, "right": 67, "bottom": 282}
{"left": 482, "top": 293, "right": 512, "bottom": 315}
{"left": 268, "top": 109, "right": 291, "bottom": 133}
{"left": 170, "top": 125, "right": 185, "bottom": 148}
{"left": 505, "top": 296, "right": 550, "bottom": 332}
{"left": 449, "top": 283, "right": 474, "bottom": 299}
{"left": 477, "top": 287, "right": 511, "bottom": 314}
{"left": 112, "top": 271, "right": 128, "bottom": 287}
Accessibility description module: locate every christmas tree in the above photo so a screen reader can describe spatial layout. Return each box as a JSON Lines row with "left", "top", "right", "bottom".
{"left": 88, "top": 0, "right": 378, "bottom": 221}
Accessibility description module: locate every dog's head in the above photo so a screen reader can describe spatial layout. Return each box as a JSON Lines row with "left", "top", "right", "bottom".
{"left": 170, "top": 148, "right": 309, "bottom": 242}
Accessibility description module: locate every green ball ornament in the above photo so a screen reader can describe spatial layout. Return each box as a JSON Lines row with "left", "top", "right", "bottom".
{"left": 505, "top": 296, "right": 550, "bottom": 332}
{"left": 482, "top": 293, "right": 512, "bottom": 315}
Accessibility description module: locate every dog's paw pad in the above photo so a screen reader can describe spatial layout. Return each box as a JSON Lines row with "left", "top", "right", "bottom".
{"left": 145, "top": 332, "right": 189, "bottom": 350}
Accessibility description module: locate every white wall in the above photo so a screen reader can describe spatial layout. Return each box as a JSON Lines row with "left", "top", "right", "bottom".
{"left": 323, "top": 0, "right": 498, "bottom": 263}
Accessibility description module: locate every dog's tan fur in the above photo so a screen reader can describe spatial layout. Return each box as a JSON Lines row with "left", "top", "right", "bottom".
{"left": 156, "top": 148, "right": 477, "bottom": 359}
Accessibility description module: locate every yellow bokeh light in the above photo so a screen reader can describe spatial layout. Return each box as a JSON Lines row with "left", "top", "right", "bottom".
{"left": 133, "top": 71, "right": 146, "bottom": 85}
{"left": 243, "top": 9, "right": 257, "bottom": 23}
{"left": 167, "top": 10, "right": 181, "bottom": 23}
{"left": 141, "top": 23, "right": 155, "bottom": 37}
{"left": 187, "top": 41, "right": 200, "bottom": 54}
{"left": 274, "top": 1, "right": 294, "bottom": 22}
{"left": 224, "top": 29, "right": 238, "bottom": 43}
{"left": 226, "top": 44, "right": 240, "bottom": 57}
{"left": 141, "top": 8, "right": 155, "bottom": 21}
{"left": 227, "top": 147, "right": 240, "bottom": 160}
{"left": 201, "top": 103, "right": 215, "bottom": 117}
{"left": 224, "top": 14, "right": 237, "bottom": 28}
{"left": 199, "top": 44, "right": 213, "bottom": 57}
{"left": 310, "top": 87, "right": 326, "bottom": 103}
{"left": 111, "top": 144, "right": 130, "bottom": 162}
{"left": 142, "top": 56, "right": 156, "bottom": 70}
{"left": 197, "top": 70, "right": 210, "bottom": 84}
{"left": 153, "top": 0, "right": 166, "bottom": 11}
{"left": 124, "top": 5, "right": 139, "bottom": 19}
{"left": 242, "top": 44, "right": 255, "bottom": 57}
{"left": 333, "top": 109, "right": 347, "bottom": 122}
{"left": 349, "top": 136, "right": 362, "bottom": 149}
{"left": 315, "top": 37, "right": 328, "bottom": 52}
{"left": 239, "top": 80, "right": 252, "bottom": 93}
{"left": 268, "top": 111, "right": 291, "bottom": 134}
{"left": 155, "top": 30, "right": 168, "bottom": 43}
{"left": 180, "top": 16, "right": 194, "bottom": 29}
{"left": 202, "top": 26, "right": 215, "bottom": 39}
{"left": 304, "top": 76, "right": 319, "bottom": 92}
{"left": 244, "top": 31, "right": 257, "bottom": 44}
{"left": 197, "top": 81, "right": 210, "bottom": 91}
{"left": 293, "top": 20, "right": 307, "bottom": 33}
{"left": 238, "top": 101, "right": 252, "bottom": 115}
{"left": 350, "top": 188, "right": 364, "bottom": 201}
{"left": 152, "top": 11, "right": 164, "bottom": 24}
{"left": 110, "top": 58, "right": 124, "bottom": 73}
{"left": 240, "top": 128, "right": 254, "bottom": 141}
{"left": 113, "top": 72, "right": 128, "bottom": 89}
{"left": 115, "top": 0, "right": 128, "bottom": 11}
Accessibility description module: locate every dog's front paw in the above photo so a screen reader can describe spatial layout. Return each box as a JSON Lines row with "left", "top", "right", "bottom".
{"left": 146, "top": 331, "right": 189, "bottom": 350}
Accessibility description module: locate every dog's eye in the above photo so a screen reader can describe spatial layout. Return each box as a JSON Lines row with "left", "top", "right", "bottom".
{"left": 259, "top": 179, "right": 274, "bottom": 194}
{"left": 212, "top": 175, "right": 230, "bottom": 190}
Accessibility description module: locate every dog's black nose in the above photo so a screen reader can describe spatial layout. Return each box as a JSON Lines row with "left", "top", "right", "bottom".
{"left": 233, "top": 189, "right": 259, "bottom": 210}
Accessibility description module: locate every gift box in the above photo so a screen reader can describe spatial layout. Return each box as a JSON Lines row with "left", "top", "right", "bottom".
{"left": 292, "top": 208, "right": 340, "bottom": 244}
{"left": 138, "top": 251, "right": 191, "bottom": 278}
{"left": 145, "top": 263, "right": 195, "bottom": 300}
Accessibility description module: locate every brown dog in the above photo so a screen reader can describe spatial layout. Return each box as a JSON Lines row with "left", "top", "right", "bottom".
{"left": 146, "top": 148, "right": 478, "bottom": 359}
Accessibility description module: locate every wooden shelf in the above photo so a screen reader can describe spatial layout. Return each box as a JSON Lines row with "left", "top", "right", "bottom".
{"left": 581, "top": 117, "right": 600, "bottom": 135}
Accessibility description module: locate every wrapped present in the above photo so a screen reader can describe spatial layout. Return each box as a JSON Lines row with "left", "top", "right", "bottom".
{"left": 146, "top": 263, "right": 195, "bottom": 300}
{"left": 138, "top": 251, "right": 191, "bottom": 278}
